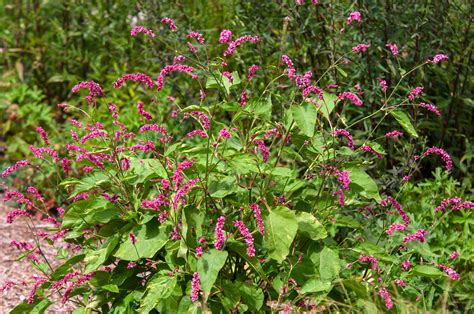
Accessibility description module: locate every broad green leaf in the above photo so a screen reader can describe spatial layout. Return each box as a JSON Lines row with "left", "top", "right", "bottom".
{"left": 412, "top": 265, "right": 444, "bottom": 278}
{"left": 140, "top": 274, "right": 177, "bottom": 313}
{"left": 239, "top": 283, "right": 264, "bottom": 310}
{"left": 114, "top": 222, "right": 168, "bottom": 261}
{"left": 63, "top": 196, "right": 119, "bottom": 228}
{"left": 246, "top": 96, "right": 273, "bottom": 121}
{"left": 299, "top": 279, "right": 331, "bottom": 294}
{"left": 390, "top": 109, "right": 418, "bottom": 138}
{"left": 228, "top": 153, "right": 259, "bottom": 175}
{"left": 292, "top": 103, "right": 317, "bottom": 137}
{"left": 180, "top": 105, "right": 210, "bottom": 115}
{"left": 206, "top": 71, "right": 241, "bottom": 94}
{"left": 102, "top": 284, "right": 119, "bottom": 293}
{"left": 296, "top": 212, "right": 327, "bottom": 241}
{"left": 264, "top": 206, "right": 298, "bottom": 262}
{"left": 61, "top": 172, "right": 110, "bottom": 196}
{"left": 128, "top": 158, "right": 167, "bottom": 184}
{"left": 318, "top": 91, "right": 338, "bottom": 122}
{"left": 320, "top": 247, "right": 340, "bottom": 281}
{"left": 270, "top": 167, "right": 295, "bottom": 177}
{"left": 197, "top": 249, "right": 228, "bottom": 298}
{"left": 84, "top": 236, "right": 119, "bottom": 272}
{"left": 346, "top": 166, "right": 381, "bottom": 201}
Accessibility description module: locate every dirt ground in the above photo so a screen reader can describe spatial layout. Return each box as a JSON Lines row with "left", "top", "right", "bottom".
{"left": 0, "top": 203, "right": 73, "bottom": 313}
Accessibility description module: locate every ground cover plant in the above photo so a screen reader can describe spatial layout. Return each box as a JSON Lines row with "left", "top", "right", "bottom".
{"left": 1, "top": 2, "right": 473, "bottom": 313}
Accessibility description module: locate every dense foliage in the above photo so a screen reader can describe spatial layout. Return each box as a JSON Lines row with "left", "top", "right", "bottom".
{"left": 0, "top": 1, "right": 473, "bottom": 313}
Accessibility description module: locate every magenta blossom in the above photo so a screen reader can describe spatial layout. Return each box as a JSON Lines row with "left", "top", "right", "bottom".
{"left": 131, "top": 25, "right": 155, "bottom": 38}
{"left": 347, "top": 11, "right": 361, "bottom": 24}
{"left": 219, "top": 29, "right": 232, "bottom": 44}
{"left": 161, "top": 17, "right": 177, "bottom": 31}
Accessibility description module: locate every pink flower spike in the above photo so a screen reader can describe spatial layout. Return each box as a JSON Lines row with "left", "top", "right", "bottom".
{"left": 352, "top": 43, "right": 371, "bottom": 54}
{"left": 249, "top": 203, "right": 265, "bottom": 235}
{"left": 247, "top": 64, "right": 259, "bottom": 81}
{"left": 386, "top": 223, "right": 406, "bottom": 235}
{"left": 35, "top": 127, "right": 50, "bottom": 146}
{"left": 423, "top": 146, "right": 452, "bottom": 171}
{"left": 418, "top": 102, "right": 441, "bottom": 116}
{"left": 438, "top": 264, "right": 460, "bottom": 280}
{"left": 449, "top": 251, "right": 460, "bottom": 260}
{"left": 137, "top": 101, "right": 153, "bottom": 120}
{"left": 338, "top": 91, "right": 363, "bottom": 106}
{"left": 214, "top": 216, "right": 226, "bottom": 250}
{"left": 219, "top": 29, "right": 232, "bottom": 44}
{"left": 401, "top": 259, "right": 410, "bottom": 271}
{"left": 334, "top": 129, "right": 354, "bottom": 150}
{"left": 1, "top": 160, "right": 30, "bottom": 178}
{"left": 186, "top": 130, "right": 208, "bottom": 138}
{"left": 224, "top": 35, "right": 260, "bottom": 57}
{"left": 156, "top": 64, "right": 195, "bottom": 91}
{"left": 187, "top": 31, "right": 205, "bottom": 45}
{"left": 379, "top": 286, "right": 393, "bottom": 309}
{"left": 428, "top": 54, "right": 449, "bottom": 64}
{"left": 408, "top": 86, "right": 423, "bottom": 101}
{"left": 347, "top": 11, "right": 362, "bottom": 24}
{"left": 386, "top": 43, "right": 398, "bottom": 56}
{"left": 219, "top": 128, "right": 231, "bottom": 139}
{"left": 190, "top": 272, "right": 201, "bottom": 302}
{"left": 402, "top": 228, "right": 428, "bottom": 244}
{"left": 131, "top": 25, "right": 156, "bottom": 38}
{"left": 113, "top": 73, "right": 154, "bottom": 89}
{"left": 385, "top": 130, "right": 403, "bottom": 138}
{"left": 233, "top": 220, "right": 255, "bottom": 257}
{"left": 358, "top": 255, "right": 379, "bottom": 271}
{"left": 161, "top": 17, "right": 177, "bottom": 32}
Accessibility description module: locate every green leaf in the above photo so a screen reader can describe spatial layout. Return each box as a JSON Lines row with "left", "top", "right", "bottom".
{"left": 246, "top": 96, "right": 273, "bottom": 121}
{"left": 319, "top": 247, "right": 340, "bottom": 281}
{"left": 390, "top": 109, "right": 418, "bottom": 138}
{"left": 206, "top": 71, "right": 241, "bottom": 94}
{"left": 180, "top": 105, "right": 210, "bottom": 115}
{"left": 228, "top": 153, "right": 259, "bottom": 175}
{"left": 11, "top": 299, "right": 51, "bottom": 314}
{"left": 63, "top": 196, "right": 119, "bottom": 228}
{"left": 197, "top": 249, "right": 228, "bottom": 298}
{"left": 270, "top": 167, "right": 295, "bottom": 177}
{"left": 292, "top": 103, "right": 317, "bottom": 137}
{"left": 264, "top": 206, "right": 298, "bottom": 262}
{"left": 102, "top": 284, "right": 119, "bottom": 293}
{"left": 140, "top": 274, "right": 177, "bottom": 313}
{"left": 128, "top": 158, "right": 167, "bottom": 184}
{"left": 296, "top": 212, "right": 327, "bottom": 241}
{"left": 239, "top": 283, "right": 264, "bottom": 310}
{"left": 114, "top": 222, "right": 168, "bottom": 261}
{"left": 84, "top": 236, "right": 119, "bottom": 272}
{"left": 317, "top": 91, "right": 338, "bottom": 122}
{"left": 299, "top": 279, "right": 331, "bottom": 294}
{"left": 412, "top": 265, "right": 444, "bottom": 278}
{"left": 346, "top": 166, "right": 381, "bottom": 201}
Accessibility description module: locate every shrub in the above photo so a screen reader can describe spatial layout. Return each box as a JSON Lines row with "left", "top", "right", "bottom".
{"left": 2, "top": 12, "right": 472, "bottom": 313}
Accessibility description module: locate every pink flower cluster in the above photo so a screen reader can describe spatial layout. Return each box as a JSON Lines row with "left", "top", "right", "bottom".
{"left": 190, "top": 272, "right": 201, "bottom": 302}
{"left": 449, "top": 251, "right": 460, "bottom": 260}
{"left": 249, "top": 203, "right": 265, "bottom": 235}
{"left": 186, "top": 129, "right": 207, "bottom": 138}
{"left": 233, "top": 220, "right": 255, "bottom": 257}
{"left": 361, "top": 145, "right": 382, "bottom": 159}
{"left": 377, "top": 78, "right": 388, "bottom": 92}
{"left": 407, "top": 86, "right": 423, "bottom": 101}
{"left": 423, "top": 146, "right": 452, "bottom": 171}
{"left": 386, "top": 223, "right": 406, "bottom": 235}
{"left": 219, "top": 128, "right": 231, "bottom": 139}
{"left": 438, "top": 264, "right": 460, "bottom": 280}
{"left": 255, "top": 140, "right": 269, "bottom": 162}
{"left": 302, "top": 85, "right": 323, "bottom": 98}
{"left": 187, "top": 31, "right": 205, "bottom": 45}
{"left": 428, "top": 54, "right": 449, "bottom": 64}
{"left": 219, "top": 29, "right": 232, "bottom": 44}
{"left": 139, "top": 124, "right": 168, "bottom": 136}
{"left": 113, "top": 73, "right": 154, "bottom": 89}
{"left": 379, "top": 286, "right": 393, "bottom": 309}
{"left": 338, "top": 91, "right": 363, "bottom": 106}
{"left": 352, "top": 43, "right": 371, "bottom": 54}
{"left": 137, "top": 101, "right": 153, "bottom": 120}
{"left": 71, "top": 81, "right": 104, "bottom": 105}
{"left": 6, "top": 209, "right": 32, "bottom": 224}
{"left": 334, "top": 129, "right": 354, "bottom": 150}
{"left": 247, "top": 64, "right": 259, "bottom": 81}
{"left": 223, "top": 35, "right": 260, "bottom": 57}
{"left": 35, "top": 127, "right": 50, "bottom": 146}
{"left": 418, "top": 102, "right": 441, "bottom": 116}
{"left": 347, "top": 11, "right": 361, "bottom": 24}
{"left": 173, "top": 160, "right": 193, "bottom": 189}
{"left": 435, "top": 197, "right": 474, "bottom": 212}
{"left": 130, "top": 25, "right": 155, "bottom": 38}
{"left": 358, "top": 255, "right": 379, "bottom": 270}
{"left": 161, "top": 17, "right": 177, "bottom": 32}
{"left": 380, "top": 196, "right": 411, "bottom": 226}
{"left": 281, "top": 55, "right": 296, "bottom": 80}
{"left": 1, "top": 160, "right": 30, "bottom": 178}
{"left": 156, "top": 64, "right": 195, "bottom": 91}
{"left": 385, "top": 130, "right": 403, "bottom": 138}
{"left": 172, "top": 178, "right": 199, "bottom": 210}
{"left": 386, "top": 43, "right": 398, "bottom": 56}
{"left": 402, "top": 228, "right": 428, "bottom": 244}
{"left": 214, "top": 216, "right": 226, "bottom": 250}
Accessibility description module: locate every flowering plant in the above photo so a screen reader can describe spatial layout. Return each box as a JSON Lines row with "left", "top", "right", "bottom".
{"left": 2, "top": 11, "right": 471, "bottom": 313}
